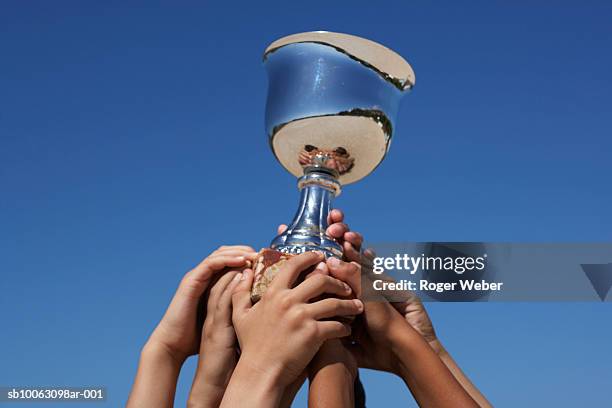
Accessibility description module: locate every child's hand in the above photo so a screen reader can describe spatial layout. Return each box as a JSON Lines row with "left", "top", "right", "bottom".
{"left": 276, "top": 208, "right": 363, "bottom": 262}
{"left": 188, "top": 270, "right": 243, "bottom": 408}
{"left": 325, "top": 209, "right": 363, "bottom": 262}
{"left": 390, "top": 291, "right": 439, "bottom": 351}
{"left": 347, "top": 248, "right": 411, "bottom": 375}
{"left": 128, "top": 246, "right": 255, "bottom": 408}
{"left": 147, "top": 245, "right": 256, "bottom": 364}
{"left": 349, "top": 298, "right": 408, "bottom": 375}
{"left": 231, "top": 251, "right": 364, "bottom": 387}
{"left": 277, "top": 209, "right": 362, "bottom": 295}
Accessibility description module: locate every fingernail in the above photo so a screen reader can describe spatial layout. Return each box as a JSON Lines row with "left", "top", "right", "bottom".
{"left": 353, "top": 299, "right": 363, "bottom": 310}
{"left": 240, "top": 272, "right": 247, "bottom": 281}
{"left": 234, "top": 273, "right": 243, "bottom": 281}
{"left": 315, "top": 262, "right": 327, "bottom": 271}
{"left": 343, "top": 282, "right": 351, "bottom": 293}
{"left": 328, "top": 257, "right": 340, "bottom": 266}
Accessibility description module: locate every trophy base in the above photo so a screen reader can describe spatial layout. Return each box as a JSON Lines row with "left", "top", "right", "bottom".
{"left": 273, "top": 244, "right": 339, "bottom": 258}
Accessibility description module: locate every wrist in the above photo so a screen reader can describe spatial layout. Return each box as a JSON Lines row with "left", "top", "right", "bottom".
{"left": 386, "top": 321, "right": 424, "bottom": 376}
{"left": 222, "top": 358, "right": 283, "bottom": 407}
{"left": 142, "top": 340, "right": 186, "bottom": 369}
{"left": 309, "top": 359, "right": 357, "bottom": 383}
{"left": 188, "top": 383, "right": 226, "bottom": 408}
{"left": 197, "top": 354, "right": 237, "bottom": 389}
{"left": 308, "top": 341, "right": 356, "bottom": 379}
{"left": 237, "top": 353, "right": 285, "bottom": 384}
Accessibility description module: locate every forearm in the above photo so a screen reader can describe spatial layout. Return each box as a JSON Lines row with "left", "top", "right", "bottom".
{"left": 188, "top": 355, "right": 236, "bottom": 408}
{"left": 431, "top": 341, "right": 492, "bottom": 408}
{"left": 220, "top": 359, "right": 284, "bottom": 408}
{"left": 188, "top": 381, "right": 227, "bottom": 408}
{"left": 308, "top": 362, "right": 355, "bottom": 408}
{"left": 390, "top": 325, "right": 478, "bottom": 408}
{"left": 127, "top": 341, "right": 183, "bottom": 408}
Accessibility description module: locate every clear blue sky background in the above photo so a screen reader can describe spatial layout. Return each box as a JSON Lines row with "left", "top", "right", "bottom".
{"left": 1, "top": 1, "right": 611, "bottom": 407}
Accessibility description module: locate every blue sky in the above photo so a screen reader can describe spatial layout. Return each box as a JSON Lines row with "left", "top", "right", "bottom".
{"left": 1, "top": 1, "right": 611, "bottom": 406}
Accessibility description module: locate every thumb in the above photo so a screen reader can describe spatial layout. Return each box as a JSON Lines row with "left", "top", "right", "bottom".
{"left": 232, "top": 268, "right": 254, "bottom": 317}
{"left": 277, "top": 224, "right": 288, "bottom": 235}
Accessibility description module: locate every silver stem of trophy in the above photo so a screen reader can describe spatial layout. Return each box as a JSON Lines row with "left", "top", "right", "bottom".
{"left": 270, "top": 155, "right": 343, "bottom": 258}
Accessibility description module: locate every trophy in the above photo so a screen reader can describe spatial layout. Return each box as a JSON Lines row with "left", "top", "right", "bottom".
{"left": 251, "top": 31, "right": 415, "bottom": 301}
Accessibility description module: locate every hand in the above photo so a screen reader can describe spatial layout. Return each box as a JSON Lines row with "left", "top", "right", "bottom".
{"left": 188, "top": 270, "right": 243, "bottom": 408}
{"left": 326, "top": 209, "right": 363, "bottom": 262}
{"left": 275, "top": 208, "right": 362, "bottom": 294}
{"left": 390, "top": 291, "right": 440, "bottom": 352}
{"left": 318, "top": 217, "right": 405, "bottom": 373}
{"left": 358, "top": 247, "right": 440, "bottom": 352}
{"left": 128, "top": 246, "right": 255, "bottom": 408}
{"left": 343, "top": 247, "right": 418, "bottom": 374}
{"left": 270, "top": 213, "right": 363, "bottom": 408}
{"left": 147, "top": 245, "right": 256, "bottom": 364}
{"left": 358, "top": 253, "right": 491, "bottom": 407}
{"left": 276, "top": 208, "right": 363, "bottom": 263}
{"left": 349, "top": 296, "right": 408, "bottom": 375}
{"left": 231, "top": 251, "right": 363, "bottom": 387}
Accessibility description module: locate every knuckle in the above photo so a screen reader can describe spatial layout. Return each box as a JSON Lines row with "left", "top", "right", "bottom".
{"left": 331, "top": 321, "right": 346, "bottom": 337}
{"left": 329, "top": 276, "right": 344, "bottom": 290}
{"left": 305, "top": 320, "right": 318, "bottom": 339}
{"left": 278, "top": 293, "right": 293, "bottom": 310}
{"left": 203, "top": 325, "right": 215, "bottom": 341}
{"left": 231, "top": 291, "right": 245, "bottom": 307}
{"left": 303, "top": 250, "right": 320, "bottom": 262}
{"left": 291, "top": 305, "right": 307, "bottom": 322}
{"left": 332, "top": 300, "right": 343, "bottom": 314}
{"left": 313, "top": 274, "right": 328, "bottom": 286}
{"left": 180, "top": 276, "right": 199, "bottom": 292}
{"left": 210, "top": 285, "right": 221, "bottom": 298}
{"left": 263, "top": 284, "right": 278, "bottom": 298}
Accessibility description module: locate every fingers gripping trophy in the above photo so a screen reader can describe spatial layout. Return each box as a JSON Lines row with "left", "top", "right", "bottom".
{"left": 250, "top": 31, "right": 415, "bottom": 302}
